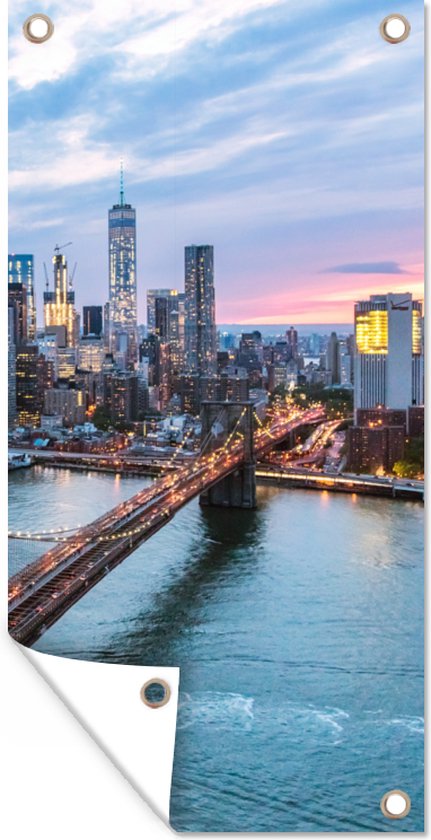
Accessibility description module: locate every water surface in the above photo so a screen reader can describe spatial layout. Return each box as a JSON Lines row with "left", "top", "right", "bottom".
{"left": 9, "top": 467, "right": 424, "bottom": 831}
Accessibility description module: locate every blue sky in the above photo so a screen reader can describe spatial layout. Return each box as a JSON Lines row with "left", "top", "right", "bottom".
{"left": 9, "top": 0, "right": 424, "bottom": 324}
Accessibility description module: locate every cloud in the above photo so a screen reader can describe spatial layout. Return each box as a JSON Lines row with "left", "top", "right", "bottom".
{"left": 8, "top": 0, "right": 424, "bottom": 323}
{"left": 9, "top": 0, "right": 288, "bottom": 90}
{"left": 322, "top": 261, "right": 409, "bottom": 275}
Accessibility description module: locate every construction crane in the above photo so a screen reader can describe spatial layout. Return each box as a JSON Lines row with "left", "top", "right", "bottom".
{"left": 54, "top": 241, "right": 72, "bottom": 254}
{"left": 43, "top": 262, "right": 50, "bottom": 291}
{"left": 69, "top": 262, "right": 77, "bottom": 289}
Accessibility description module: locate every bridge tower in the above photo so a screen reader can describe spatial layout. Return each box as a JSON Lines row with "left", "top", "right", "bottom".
{"left": 199, "top": 401, "right": 256, "bottom": 509}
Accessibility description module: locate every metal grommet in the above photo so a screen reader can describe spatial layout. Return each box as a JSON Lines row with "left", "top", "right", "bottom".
{"left": 140, "top": 679, "right": 171, "bottom": 709}
{"left": 23, "top": 13, "right": 54, "bottom": 44}
{"left": 379, "top": 14, "right": 411, "bottom": 44}
{"left": 380, "top": 789, "right": 411, "bottom": 819}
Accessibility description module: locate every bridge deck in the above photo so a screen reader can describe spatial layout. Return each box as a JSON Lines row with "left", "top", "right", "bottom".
{"left": 9, "top": 408, "right": 325, "bottom": 646}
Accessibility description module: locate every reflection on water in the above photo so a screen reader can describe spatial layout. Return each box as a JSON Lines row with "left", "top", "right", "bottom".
{"left": 9, "top": 468, "right": 424, "bottom": 831}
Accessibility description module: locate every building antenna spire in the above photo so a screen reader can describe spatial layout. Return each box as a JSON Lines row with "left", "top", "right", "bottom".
{"left": 120, "top": 157, "right": 124, "bottom": 206}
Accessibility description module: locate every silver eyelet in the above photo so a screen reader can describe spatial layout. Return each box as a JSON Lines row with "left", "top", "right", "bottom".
{"left": 140, "top": 679, "right": 171, "bottom": 708}
{"left": 380, "top": 14, "right": 411, "bottom": 44}
{"left": 23, "top": 14, "right": 54, "bottom": 44}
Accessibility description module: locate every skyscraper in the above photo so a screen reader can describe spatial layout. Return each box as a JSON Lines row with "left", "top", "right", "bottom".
{"left": 286, "top": 326, "right": 298, "bottom": 360}
{"left": 8, "top": 311, "right": 17, "bottom": 429}
{"left": 184, "top": 245, "right": 216, "bottom": 374}
{"left": 326, "top": 331, "right": 341, "bottom": 385}
{"left": 147, "top": 289, "right": 177, "bottom": 332}
{"left": 44, "top": 251, "right": 79, "bottom": 348}
{"left": 147, "top": 288, "right": 184, "bottom": 373}
{"left": 83, "top": 305, "right": 103, "bottom": 337}
{"left": 108, "top": 163, "right": 137, "bottom": 347}
{"left": 16, "top": 343, "right": 42, "bottom": 427}
{"left": 8, "top": 283, "right": 28, "bottom": 344}
{"left": 354, "top": 292, "right": 423, "bottom": 414}
{"left": 8, "top": 254, "right": 36, "bottom": 339}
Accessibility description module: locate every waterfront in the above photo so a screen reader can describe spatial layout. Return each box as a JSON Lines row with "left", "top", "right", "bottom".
{"left": 9, "top": 467, "right": 424, "bottom": 831}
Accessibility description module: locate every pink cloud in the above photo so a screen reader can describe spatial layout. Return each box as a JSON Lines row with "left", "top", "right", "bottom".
{"left": 217, "top": 270, "right": 424, "bottom": 324}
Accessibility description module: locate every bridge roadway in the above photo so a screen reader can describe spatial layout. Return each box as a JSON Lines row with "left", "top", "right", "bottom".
{"left": 256, "top": 464, "right": 424, "bottom": 499}
{"left": 9, "top": 407, "right": 324, "bottom": 646}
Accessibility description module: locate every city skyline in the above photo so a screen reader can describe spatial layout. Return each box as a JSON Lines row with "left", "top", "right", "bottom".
{"left": 9, "top": 0, "right": 423, "bottom": 324}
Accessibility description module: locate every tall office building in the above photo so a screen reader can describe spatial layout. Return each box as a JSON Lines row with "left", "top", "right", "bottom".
{"left": 147, "top": 289, "right": 177, "bottom": 332}
{"left": 286, "top": 326, "right": 298, "bottom": 360}
{"left": 8, "top": 344, "right": 17, "bottom": 428}
{"left": 147, "top": 288, "right": 185, "bottom": 373}
{"left": 8, "top": 283, "right": 28, "bottom": 344}
{"left": 16, "top": 343, "right": 42, "bottom": 427}
{"left": 238, "top": 331, "right": 263, "bottom": 371}
{"left": 83, "top": 305, "right": 103, "bottom": 337}
{"left": 326, "top": 331, "right": 341, "bottom": 385}
{"left": 184, "top": 245, "right": 216, "bottom": 374}
{"left": 8, "top": 254, "right": 36, "bottom": 339}
{"left": 108, "top": 164, "right": 137, "bottom": 344}
{"left": 169, "top": 292, "right": 185, "bottom": 373}
{"left": 103, "top": 302, "right": 111, "bottom": 351}
{"left": 354, "top": 292, "right": 423, "bottom": 414}
{"left": 154, "top": 296, "right": 170, "bottom": 340}
{"left": 44, "top": 251, "right": 79, "bottom": 348}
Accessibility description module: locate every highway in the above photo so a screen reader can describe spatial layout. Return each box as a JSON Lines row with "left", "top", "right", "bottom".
{"left": 9, "top": 406, "right": 325, "bottom": 646}
{"left": 256, "top": 464, "right": 424, "bottom": 500}
{"left": 8, "top": 446, "right": 194, "bottom": 474}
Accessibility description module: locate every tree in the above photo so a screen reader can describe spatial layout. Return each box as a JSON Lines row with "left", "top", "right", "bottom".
{"left": 269, "top": 384, "right": 289, "bottom": 403}
{"left": 393, "top": 460, "right": 421, "bottom": 479}
{"left": 92, "top": 406, "right": 111, "bottom": 431}
{"left": 392, "top": 435, "right": 424, "bottom": 479}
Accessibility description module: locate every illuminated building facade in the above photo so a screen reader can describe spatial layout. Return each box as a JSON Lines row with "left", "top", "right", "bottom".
{"left": 103, "top": 371, "right": 139, "bottom": 424}
{"left": 147, "top": 288, "right": 184, "bottom": 375}
{"left": 78, "top": 335, "right": 105, "bottom": 372}
{"left": 108, "top": 167, "right": 137, "bottom": 351}
{"left": 44, "top": 253, "right": 79, "bottom": 348}
{"left": 8, "top": 337, "right": 17, "bottom": 429}
{"left": 347, "top": 423, "right": 405, "bottom": 474}
{"left": 184, "top": 245, "right": 216, "bottom": 374}
{"left": 16, "top": 344, "right": 42, "bottom": 427}
{"left": 354, "top": 293, "right": 423, "bottom": 414}
{"left": 8, "top": 254, "right": 36, "bottom": 339}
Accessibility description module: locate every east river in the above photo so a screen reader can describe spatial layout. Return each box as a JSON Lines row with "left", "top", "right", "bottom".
{"left": 9, "top": 466, "right": 424, "bottom": 831}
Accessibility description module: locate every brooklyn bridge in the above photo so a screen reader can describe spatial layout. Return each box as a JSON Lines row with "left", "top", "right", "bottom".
{"left": 8, "top": 402, "right": 324, "bottom": 646}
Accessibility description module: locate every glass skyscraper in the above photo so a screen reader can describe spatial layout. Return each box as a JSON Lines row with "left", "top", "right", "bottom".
{"left": 108, "top": 167, "right": 137, "bottom": 345}
{"left": 184, "top": 245, "right": 216, "bottom": 374}
{"left": 8, "top": 253, "right": 36, "bottom": 339}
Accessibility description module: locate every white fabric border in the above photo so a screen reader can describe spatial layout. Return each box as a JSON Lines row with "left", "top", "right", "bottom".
{"left": 21, "top": 645, "right": 180, "bottom": 825}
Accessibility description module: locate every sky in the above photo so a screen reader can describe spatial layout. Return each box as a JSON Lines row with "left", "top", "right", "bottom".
{"left": 9, "top": 0, "right": 424, "bottom": 326}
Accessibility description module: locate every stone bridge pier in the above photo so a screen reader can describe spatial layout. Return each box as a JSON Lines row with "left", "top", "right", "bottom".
{"left": 199, "top": 400, "right": 256, "bottom": 509}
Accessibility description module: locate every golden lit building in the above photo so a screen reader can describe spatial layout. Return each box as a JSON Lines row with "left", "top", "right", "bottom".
{"left": 354, "top": 293, "right": 423, "bottom": 415}
{"left": 44, "top": 252, "right": 79, "bottom": 348}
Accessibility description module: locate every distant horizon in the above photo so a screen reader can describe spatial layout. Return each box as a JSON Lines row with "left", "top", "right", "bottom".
{"left": 217, "top": 322, "right": 353, "bottom": 336}
{"left": 35, "top": 320, "right": 354, "bottom": 336}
